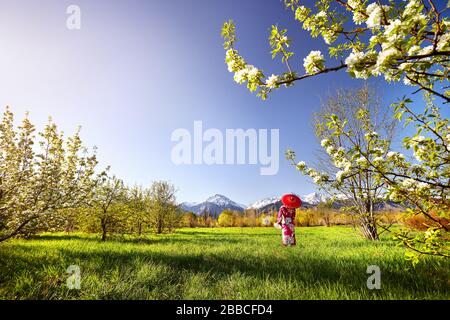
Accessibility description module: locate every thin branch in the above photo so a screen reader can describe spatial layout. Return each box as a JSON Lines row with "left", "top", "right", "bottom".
{"left": 405, "top": 75, "right": 450, "bottom": 103}
{"left": 277, "top": 63, "right": 347, "bottom": 86}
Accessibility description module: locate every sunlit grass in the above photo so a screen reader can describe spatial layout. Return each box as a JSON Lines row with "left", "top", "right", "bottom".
{"left": 0, "top": 227, "right": 448, "bottom": 300}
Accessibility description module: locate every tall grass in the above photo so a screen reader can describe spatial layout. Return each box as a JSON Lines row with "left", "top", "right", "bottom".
{"left": 0, "top": 227, "right": 448, "bottom": 300}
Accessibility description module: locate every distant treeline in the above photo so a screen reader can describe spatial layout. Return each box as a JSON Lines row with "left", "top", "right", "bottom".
{"left": 181, "top": 207, "right": 409, "bottom": 229}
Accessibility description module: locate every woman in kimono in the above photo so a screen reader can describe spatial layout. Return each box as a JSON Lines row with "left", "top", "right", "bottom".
{"left": 276, "top": 194, "right": 302, "bottom": 246}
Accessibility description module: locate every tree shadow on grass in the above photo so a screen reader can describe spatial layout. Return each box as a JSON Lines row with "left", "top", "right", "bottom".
{"left": 176, "top": 229, "right": 277, "bottom": 237}
{"left": 2, "top": 234, "right": 449, "bottom": 299}
{"left": 49, "top": 246, "right": 450, "bottom": 298}
{"left": 32, "top": 234, "right": 160, "bottom": 245}
{"left": 30, "top": 233, "right": 248, "bottom": 246}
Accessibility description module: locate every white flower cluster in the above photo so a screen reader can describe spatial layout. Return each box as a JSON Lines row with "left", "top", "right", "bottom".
{"left": 411, "top": 135, "right": 426, "bottom": 144}
{"left": 334, "top": 157, "right": 352, "bottom": 171}
{"left": 371, "top": 147, "right": 385, "bottom": 156}
{"left": 340, "top": 1, "right": 446, "bottom": 84}
{"left": 326, "top": 145, "right": 335, "bottom": 155}
{"left": 407, "top": 135, "right": 431, "bottom": 161}
{"left": 353, "top": 11, "right": 366, "bottom": 25}
{"left": 295, "top": 160, "right": 329, "bottom": 184}
{"left": 323, "top": 29, "right": 339, "bottom": 45}
{"left": 356, "top": 156, "right": 368, "bottom": 166}
{"left": 366, "top": 3, "right": 389, "bottom": 28}
{"left": 226, "top": 49, "right": 244, "bottom": 73}
{"left": 295, "top": 6, "right": 310, "bottom": 22}
{"left": 306, "top": 168, "right": 328, "bottom": 184}
{"left": 335, "top": 170, "right": 346, "bottom": 182}
{"left": 302, "top": 11, "right": 328, "bottom": 32}
{"left": 373, "top": 156, "right": 384, "bottom": 164}
{"left": 345, "top": 51, "right": 365, "bottom": 67}
{"left": 401, "top": 178, "right": 429, "bottom": 191}
{"left": 348, "top": 0, "right": 366, "bottom": 25}
{"left": 345, "top": 50, "right": 377, "bottom": 79}
{"left": 383, "top": 19, "right": 403, "bottom": 43}
{"left": 226, "top": 49, "right": 262, "bottom": 86}
{"left": 303, "top": 50, "right": 325, "bottom": 74}
{"left": 445, "top": 133, "right": 450, "bottom": 144}
{"left": 413, "top": 146, "right": 427, "bottom": 161}
{"left": 386, "top": 151, "right": 405, "bottom": 160}
{"left": 237, "top": 65, "right": 259, "bottom": 83}
{"left": 322, "top": 144, "right": 353, "bottom": 183}
{"left": 374, "top": 46, "right": 401, "bottom": 79}
{"left": 347, "top": 0, "right": 362, "bottom": 8}
{"left": 402, "top": 0, "right": 422, "bottom": 18}
{"left": 321, "top": 138, "right": 331, "bottom": 148}
{"left": 437, "top": 32, "right": 450, "bottom": 51}
{"left": 296, "top": 161, "right": 306, "bottom": 171}
{"left": 266, "top": 74, "right": 279, "bottom": 89}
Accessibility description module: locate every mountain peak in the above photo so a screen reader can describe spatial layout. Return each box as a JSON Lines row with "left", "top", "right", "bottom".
{"left": 248, "top": 196, "right": 281, "bottom": 210}
{"left": 302, "top": 192, "right": 328, "bottom": 205}
{"left": 247, "top": 193, "right": 329, "bottom": 211}
{"left": 206, "top": 194, "right": 228, "bottom": 202}
{"left": 181, "top": 194, "right": 245, "bottom": 216}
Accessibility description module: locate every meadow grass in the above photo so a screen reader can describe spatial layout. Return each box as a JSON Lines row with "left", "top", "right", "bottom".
{"left": 0, "top": 226, "right": 448, "bottom": 300}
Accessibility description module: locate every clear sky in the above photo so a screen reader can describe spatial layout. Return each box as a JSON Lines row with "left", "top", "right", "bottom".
{"left": 1, "top": 0, "right": 448, "bottom": 205}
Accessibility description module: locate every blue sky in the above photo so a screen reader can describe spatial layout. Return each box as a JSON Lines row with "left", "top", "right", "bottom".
{"left": 0, "top": 0, "right": 448, "bottom": 205}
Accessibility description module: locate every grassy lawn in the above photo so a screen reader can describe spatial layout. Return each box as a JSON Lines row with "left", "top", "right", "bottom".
{"left": 0, "top": 226, "right": 448, "bottom": 300}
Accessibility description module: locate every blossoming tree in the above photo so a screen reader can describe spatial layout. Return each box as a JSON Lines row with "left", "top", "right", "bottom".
{"left": 291, "top": 86, "right": 397, "bottom": 241}
{"left": 222, "top": 0, "right": 449, "bottom": 261}
{"left": 0, "top": 107, "right": 101, "bottom": 242}
{"left": 87, "top": 175, "right": 127, "bottom": 241}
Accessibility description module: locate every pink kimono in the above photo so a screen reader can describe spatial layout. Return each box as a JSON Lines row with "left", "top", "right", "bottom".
{"left": 277, "top": 206, "right": 296, "bottom": 246}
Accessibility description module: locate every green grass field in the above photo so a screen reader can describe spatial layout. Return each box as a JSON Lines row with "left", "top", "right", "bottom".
{"left": 0, "top": 227, "right": 448, "bottom": 300}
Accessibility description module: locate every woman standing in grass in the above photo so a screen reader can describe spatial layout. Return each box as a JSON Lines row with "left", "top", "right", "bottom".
{"left": 276, "top": 194, "right": 302, "bottom": 247}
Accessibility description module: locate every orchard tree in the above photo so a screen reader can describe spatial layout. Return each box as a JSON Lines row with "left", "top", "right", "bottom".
{"left": 127, "top": 185, "right": 148, "bottom": 236}
{"left": 182, "top": 211, "right": 198, "bottom": 228}
{"left": 147, "top": 181, "right": 180, "bottom": 234}
{"left": 221, "top": 0, "right": 449, "bottom": 260}
{"left": 287, "top": 96, "right": 449, "bottom": 260}
{"left": 0, "top": 107, "right": 100, "bottom": 242}
{"left": 290, "top": 86, "right": 397, "bottom": 240}
{"left": 88, "top": 175, "right": 127, "bottom": 241}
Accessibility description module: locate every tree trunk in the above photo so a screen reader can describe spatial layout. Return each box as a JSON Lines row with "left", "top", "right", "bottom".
{"left": 359, "top": 215, "right": 379, "bottom": 241}
{"left": 101, "top": 218, "right": 107, "bottom": 241}
{"left": 157, "top": 222, "right": 162, "bottom": 234}
{"left": 156, "top": 215, "right": 162, "bottom": 234}
{"left": 324, "top": 214, "right": 331, "bottom": 227}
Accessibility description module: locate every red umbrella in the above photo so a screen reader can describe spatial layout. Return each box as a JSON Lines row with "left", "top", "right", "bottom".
{"left": 281, "top": 194, "right": 302, "bottom": 209}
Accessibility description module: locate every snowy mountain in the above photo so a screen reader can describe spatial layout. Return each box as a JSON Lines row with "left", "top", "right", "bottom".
{"left": 181, "top": 193, "right": 406, "bottom": 217}
{"left": 302, "top": 192, "right": 329, "bottom": 205}
{"left": 181, "top": 194, "right": 246, "bottom": 217}
{"left": 248, "top": 196, "right": 281, "bottom": 210}
{"left": 247, "top": 196, "right": 282, "bottom": 213}
{"left": 247, "top": 192, "right": 329, "bottom": 212}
